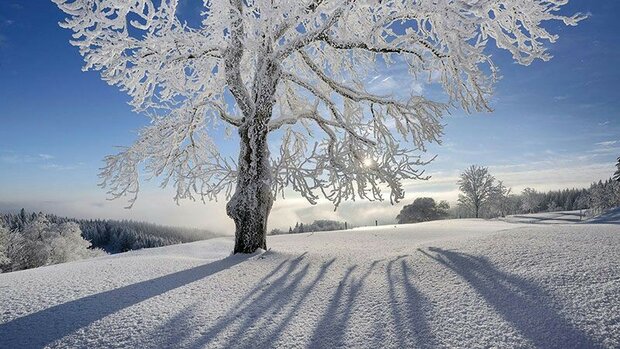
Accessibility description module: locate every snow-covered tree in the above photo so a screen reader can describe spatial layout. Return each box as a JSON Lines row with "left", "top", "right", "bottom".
{"left": 614, "top": 157, "right": 620, "bottom": 182}
{"left": 488, "top": 180, "right": 512, "bottom": 217}
{"left": 54, "top": 0, "right": 584, "bottom": 253}
{"left": 458, "top": 165, "right": 496, "bottom": 218}
{"left": 588, "top": 179, "right": 620, "bottom": 214}
{"left": 0, "top": 225, "right": 10, "bottom": 268}
{"left": 521, "top": 187, "right": 543, "bottom": 213}
{"left": 397, "top": 197, "right": 449, "bottom": 223}
{"left": 0, "top": 214, "right": 105, "bottom": 273}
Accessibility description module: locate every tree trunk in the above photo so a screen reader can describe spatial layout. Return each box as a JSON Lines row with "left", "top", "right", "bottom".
{"left": 224, "top": 41, "right": 280, "bottom": 254}
{"left": 226, "top": 117, "right": 274, "bottom": 254}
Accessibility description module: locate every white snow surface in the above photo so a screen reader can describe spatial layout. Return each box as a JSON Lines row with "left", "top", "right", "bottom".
{"left": 502, "top": 210, "right": 588, "bottom": 224}
{"left": 1, "top": 219, "right": 619, "bottom": 348}
{"left": 503, "top": 208, "right": 620, "bottom": 225}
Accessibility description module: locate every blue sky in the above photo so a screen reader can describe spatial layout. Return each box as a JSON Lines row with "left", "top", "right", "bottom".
{"left": 0, "top": 1, "right": 619, "bottom": 233}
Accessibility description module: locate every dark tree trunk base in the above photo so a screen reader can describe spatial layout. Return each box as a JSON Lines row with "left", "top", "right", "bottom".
{"left": 226, "top": 116, "right": 274, "bottom": 254}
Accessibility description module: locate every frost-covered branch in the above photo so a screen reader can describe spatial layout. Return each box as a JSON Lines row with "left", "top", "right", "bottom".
{"left": 54, "top": 0, "right": 583, "bottom": 212}
{"left": 99, "top": 105, "right": 236, "bottom": 208}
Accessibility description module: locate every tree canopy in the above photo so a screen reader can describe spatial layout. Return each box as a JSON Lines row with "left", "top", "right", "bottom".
{"left": 54, "top": 0, "right": 584, "bottom": 252}
{"left": 54, "top": 0, "right": 584, "bottom": 208}
{"left": 397, "top": 197, "right": 449, "bottom": 224}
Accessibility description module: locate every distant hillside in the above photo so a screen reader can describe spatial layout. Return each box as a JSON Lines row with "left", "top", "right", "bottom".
{"left": 1, "top": 209, "right": 222, "bottom": 254}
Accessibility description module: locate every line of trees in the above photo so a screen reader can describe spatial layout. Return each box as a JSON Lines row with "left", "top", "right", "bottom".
{"left": 1, "top": 210, "right": 220, "bottom": 254}
{"left": 396, "top": 164, "right": 620, "bottom": 224}
{"left": 270, "top": 220, "right": 346, "bottom": 235}
{"left": 456, "top": 165, "right": 620, "bottom": 219}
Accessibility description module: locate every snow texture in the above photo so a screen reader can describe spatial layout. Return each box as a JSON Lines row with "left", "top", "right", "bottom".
{"left": 1, "top": 219, "right": 618, "bottom": 348}
{"left": 504, "top": 208, "right": 620, "bottom": 225}
{"left": 503, "top": 210, "right": 588, "bottom": 224}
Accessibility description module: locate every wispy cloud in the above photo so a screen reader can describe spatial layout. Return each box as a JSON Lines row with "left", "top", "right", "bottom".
{"left": 1, "top": 152, "right": 81, "bottom": 171}
{"left": 1, "top": 152, "right": 57, "bottom": 164}
{"left": 595, "top": 140, "right": 618, "bottom": 147}
{"left": 40, "top": 163, "right": 78, "bottom": 171}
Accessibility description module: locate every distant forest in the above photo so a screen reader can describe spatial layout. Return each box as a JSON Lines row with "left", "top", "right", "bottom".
{"left": 1, "top": 209, "right": 220, "bottom": 254}
{"left": 270, "top": 220, "right": 346, "bottom": 235}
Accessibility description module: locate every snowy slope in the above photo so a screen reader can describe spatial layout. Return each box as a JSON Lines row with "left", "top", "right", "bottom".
{"left": 1, "top": 219, "right": 619, "bottom": 349}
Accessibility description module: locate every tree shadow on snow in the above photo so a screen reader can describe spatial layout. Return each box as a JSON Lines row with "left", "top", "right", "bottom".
{"left": 147, "top": 254, "right": 439, "bottom": 348}
{"left": 308, "top": 260, "right": 379, "bottom": 348}
{"left": 145, "top": 254, "right": 301, "bottom": 347}
{"left": 385, "top": 256, "right": 437, "bottom": 349}
{"left": 0, "top": 254, "right": 250, "bottom": 349}
{"left": 308, "top": 256, "right": 438, "bottom": 348}
{"left": 511, "top": 213, "right": 583, "bottom": 224}
{"left": 587, "top": 207, "right": 620, "bottom": 225}
{"left": 158, "top": 255, "right": 424, "bottom": 348}
{"left": 418, "top": 247, "right": 603, "bottom": 349}
{"left": 155, "top": 252, "right": 336, "bottom": 349}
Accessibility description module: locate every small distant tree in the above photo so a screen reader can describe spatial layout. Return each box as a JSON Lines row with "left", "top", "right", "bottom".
{"left": 397, "top": 197, "right": 449, "bottom": 224}
{"left": 54, "top": 0, "right": 584, "bottom": 253}
{"left": 268, "top": 228, "right": 285, "bottom": 235}
{"left": 458, "top": 165, "right": 496, "bottom": 218}
{"left": 521, "top": 187, "right": 543, "bottom": 213}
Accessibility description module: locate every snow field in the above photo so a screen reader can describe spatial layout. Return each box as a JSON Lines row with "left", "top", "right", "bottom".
{"left": 0, "top": 220, "right": 618, "bottom": 348}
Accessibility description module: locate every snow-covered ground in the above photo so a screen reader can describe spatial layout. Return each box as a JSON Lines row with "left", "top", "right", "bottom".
{"left": 502, "top": 210, "right": 587, "bottom": 224}
{"left": 1, "top": 219, "right": 619, "bottom": 348}
{"left": 503, "top": 208, "right": 620, "bottom": 225}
